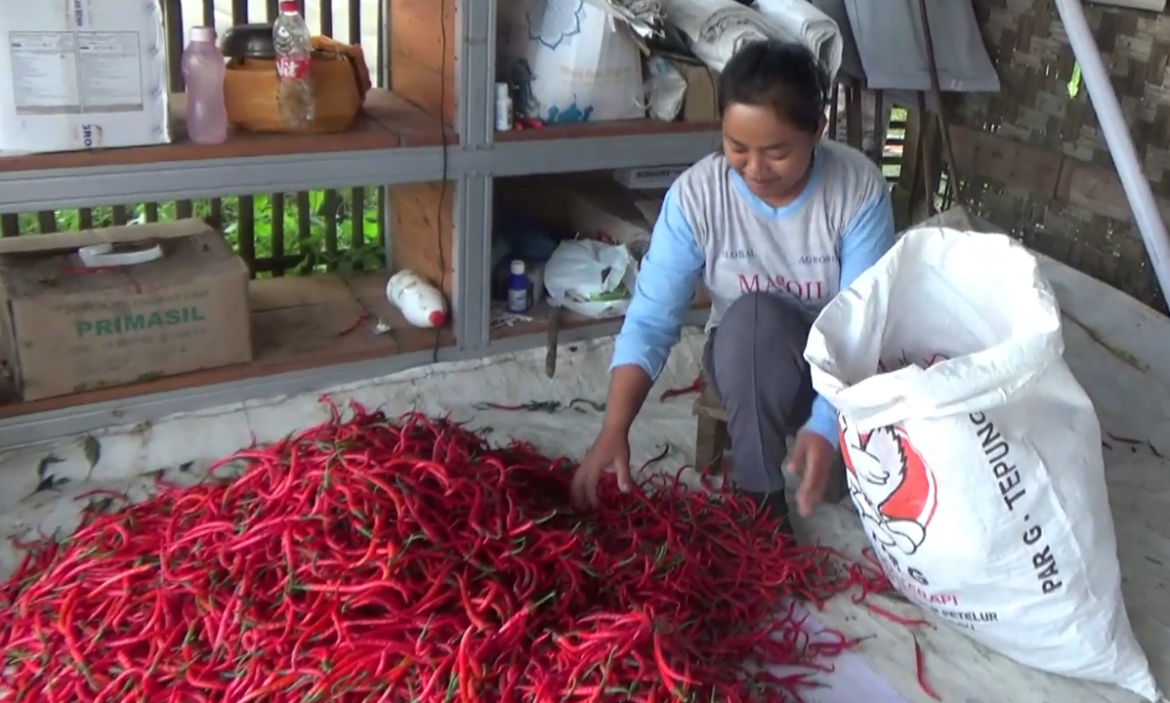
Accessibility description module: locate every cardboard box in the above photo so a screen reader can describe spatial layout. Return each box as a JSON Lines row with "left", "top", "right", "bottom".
{"left": 0, "top": 0, "right": 171, "bottom": 155}
{"left": 565, "top": 181, "right": 663, "bottom": 261}
{"left": 0, "top": 220, "right": 251, "bottom": 401}
{"left": 672, "top": 60, "right": 719, "bottom": 123}
{"left": 558, "top": 181, "right": 710, "bottom": 307}
{"left": 499, "top": 177, "right": 667, "bottom": 261}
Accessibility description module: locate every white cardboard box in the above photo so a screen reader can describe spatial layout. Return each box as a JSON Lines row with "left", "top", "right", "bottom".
{"left": 0, "top": 0, "right": 171, "bottom": 155}
{"left": 613, "top": 165, "right": 688, "bottom": 190}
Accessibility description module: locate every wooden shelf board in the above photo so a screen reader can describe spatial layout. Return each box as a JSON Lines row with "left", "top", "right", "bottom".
{"left": 0, "top": 271, "right": 455, "bottom": 420}
{"left": 494, "top": 119, "right": 720, "bottom": 143}
{"left": 0, "top": 90, "right": 451, "bottom": 174}
{"left": 492, "top": 300, "right": 710, "bottom": 340}
{"left": 364, "top": 91, "right": 456, "bottom": 147}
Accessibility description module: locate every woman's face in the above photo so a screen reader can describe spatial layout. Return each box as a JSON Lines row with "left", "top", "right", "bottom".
{"left": 722, "top": 102, "right": 824, "bottom": 205}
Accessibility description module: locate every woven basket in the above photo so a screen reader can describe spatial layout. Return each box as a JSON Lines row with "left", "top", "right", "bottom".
{"left": 946, "top": 0, "right": 1170, "bottom": 312}
{"left": 224, "top": 38, "right": 369, "bottom": 134}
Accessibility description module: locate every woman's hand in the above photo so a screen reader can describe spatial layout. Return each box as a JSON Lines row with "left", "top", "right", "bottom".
{"left": 571, "top": 427, "right": 633, "bottom": 510}
{"left": 786, "top": 430, "right": 835, "bottom": 517}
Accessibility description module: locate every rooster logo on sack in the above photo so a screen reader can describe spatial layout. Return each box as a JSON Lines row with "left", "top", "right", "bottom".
{"left": 840, "top": 416, "right": 937, "bottom": 556}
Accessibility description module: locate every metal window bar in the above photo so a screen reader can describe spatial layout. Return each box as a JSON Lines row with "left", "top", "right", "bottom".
{"left": 0, "top": 0, "right": 389, "bottom": 282}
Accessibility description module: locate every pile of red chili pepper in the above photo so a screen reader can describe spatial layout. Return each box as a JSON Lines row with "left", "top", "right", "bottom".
{"left": 0, "top": 405, "right": 885, "bottom": 703}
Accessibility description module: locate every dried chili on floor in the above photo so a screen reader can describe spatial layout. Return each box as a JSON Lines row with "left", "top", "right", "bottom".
{"left": 0, "top": 404, "right": 896, "bottom": 703}
{"left": 472, "top": 400, "right": 562, "bottom": 412}
{"left": 660, "top": 375, "right": 703, "bottom": 402}
{"left": 913, "top": 635, "right": 942, "bottom": 701}
{"left": 639, "top": 443, "right": 672, "bottom": 471}
{"left": 1106, "top": 431, "right": 1142, "bottom": 445}
{"left": 337, "top": 313, "right": 371, "bottom": 337}
{"left": 866, "top": 603, "right": 930, "bottom": 627}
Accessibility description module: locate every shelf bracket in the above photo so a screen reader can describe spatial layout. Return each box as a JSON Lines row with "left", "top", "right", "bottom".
{"left": 456, "top": 0, "right": 497, "bottom": 148}
{"left": 453, "top": 174, "right": 493, "bottom": 352}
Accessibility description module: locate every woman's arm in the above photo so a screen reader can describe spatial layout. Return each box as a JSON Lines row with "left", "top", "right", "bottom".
{"left": 801, "top": 187, "right": 897, "bottom": 447}
{"left": 604, "top": 186, "right": 705, "bottom": 434}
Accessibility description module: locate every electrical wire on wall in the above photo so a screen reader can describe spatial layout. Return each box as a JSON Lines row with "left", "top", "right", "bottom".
{"left": 432, "top": 0, "right": 450, "bottom": 364}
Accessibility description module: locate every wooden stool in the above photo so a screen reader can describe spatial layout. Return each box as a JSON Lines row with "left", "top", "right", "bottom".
{"left": 691, "top": 380, "right": 848, "bottom": 504}
{"left": 693, "top": 382, "right": 728, "bottom": 471}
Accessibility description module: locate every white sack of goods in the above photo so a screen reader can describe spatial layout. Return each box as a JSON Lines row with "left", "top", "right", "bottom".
{"left": 500, "top": 0, "right": 645, "bottom": 123}
{"left": 804, "top": 226, "right": 1159, "bottom": 700}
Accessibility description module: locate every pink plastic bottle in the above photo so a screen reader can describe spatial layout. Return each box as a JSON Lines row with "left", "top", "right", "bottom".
{"left": 182, "top": 27, "right": 229, "bottom": 145}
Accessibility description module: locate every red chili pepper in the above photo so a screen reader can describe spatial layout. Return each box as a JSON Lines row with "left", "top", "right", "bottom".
{"left": 0, "top": 403, "right": 902, "bottom": 703}
{"left": 866, "top": 603, "right": 930, "bottom": 627}
{"left": 914, "top": 635, "right": 942, "bottom": 701}
{"left": 337, "top": 313, "right": 371, "bottom": 337}
{"left": 659, "top": 375, "right": 703, "bottom": 402}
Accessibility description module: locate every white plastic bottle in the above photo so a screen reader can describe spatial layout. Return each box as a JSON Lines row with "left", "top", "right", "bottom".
{"left": 386, "top": 270, "right": 448, "bottom": 328}
{"left": 494, "top": 82, "right": 513, "bottom": 131}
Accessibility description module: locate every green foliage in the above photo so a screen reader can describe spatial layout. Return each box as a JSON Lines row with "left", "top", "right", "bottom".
{"left": 15, "top": 189, "right": 386, "bottom": 277}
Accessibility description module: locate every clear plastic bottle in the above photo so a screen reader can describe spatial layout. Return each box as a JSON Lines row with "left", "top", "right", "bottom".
{"left": 272, "top": 0, "right": 314, "bottom": 128}
{"left": 181, "top": 27, "right": 228, "bottom": 145}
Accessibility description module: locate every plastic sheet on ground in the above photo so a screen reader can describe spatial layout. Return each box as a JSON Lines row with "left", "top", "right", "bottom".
{"left": 1, "top": 248, "right": 1169, "bottom": 701}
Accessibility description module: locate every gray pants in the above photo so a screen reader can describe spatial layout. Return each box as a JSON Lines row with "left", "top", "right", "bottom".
{"left": 702, "top": 292, "right": 816, "bottom": 493}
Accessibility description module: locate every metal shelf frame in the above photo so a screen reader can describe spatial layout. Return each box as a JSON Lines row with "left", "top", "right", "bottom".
{"left": 0, "top": 309, "right": 712, "bottom": 448}
{"left": 0, "top": 134, "right": 720, "bottom": 215}
{"left": 0, "top": 0, "right": 718, "bottom": 446}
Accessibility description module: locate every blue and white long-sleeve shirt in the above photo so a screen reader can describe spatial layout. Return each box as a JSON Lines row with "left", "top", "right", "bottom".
{"left": 611, "top": 141, "right": 896, "bottom": 448}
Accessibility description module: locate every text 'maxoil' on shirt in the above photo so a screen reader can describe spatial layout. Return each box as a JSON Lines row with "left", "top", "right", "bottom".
{"left": 611, "top": 140, "right": 897, "bottom": 448}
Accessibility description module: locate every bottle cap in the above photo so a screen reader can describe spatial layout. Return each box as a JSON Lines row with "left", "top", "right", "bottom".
{"left": 279, "top": 1, "right": 300, "bottom": 12}
{"left": 496, "top": 83, "right": 510, "bottom": 100}
{"left": 428, "top": 311, "right": 447, "bottom": 327}
{"left": 510, "top": 260, "right": 526, "bottom": 275}
{"left": 189, "top": 26, "right": 216, "bottom": 42}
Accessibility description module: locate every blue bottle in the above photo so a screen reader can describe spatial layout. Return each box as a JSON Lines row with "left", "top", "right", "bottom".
{"left": 506, "top": 260, "right": 529, "bottom": 313}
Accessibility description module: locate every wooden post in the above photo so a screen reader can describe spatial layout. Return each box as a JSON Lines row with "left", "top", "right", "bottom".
{"left": 388, "top": 0, "right": 456, "bottom": 124}
{"left": 900, "top": 101, "right": 944, "bottom": 226}
{"left": 844, "top": 79, "right": 864, "bottom": 150}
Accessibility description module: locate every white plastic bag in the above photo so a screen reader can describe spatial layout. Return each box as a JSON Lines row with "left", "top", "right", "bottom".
{"left": 804, "top": 227, "right": 1159, "bottom": 701}
{"left": 517, "top": 0, "right": 645, "bottom": 123}
{"left": 644, "top": 56, "right": 688, "bottom": 122}
{"left": 544, "top": 239, "right": 637, "bottom": 318}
